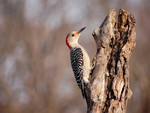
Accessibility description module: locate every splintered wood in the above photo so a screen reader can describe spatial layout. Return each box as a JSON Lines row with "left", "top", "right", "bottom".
{"left": 86, "top": 9, "right": 136, "bottom": 113}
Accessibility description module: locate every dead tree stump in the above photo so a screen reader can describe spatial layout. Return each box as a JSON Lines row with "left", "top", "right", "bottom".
{"left": 86, "top": 9, "right": 136, "bottom": 113}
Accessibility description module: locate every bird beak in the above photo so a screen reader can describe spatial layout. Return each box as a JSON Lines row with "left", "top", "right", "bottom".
{"left": 78, "top": 27, "right": 86, "bottom": 34}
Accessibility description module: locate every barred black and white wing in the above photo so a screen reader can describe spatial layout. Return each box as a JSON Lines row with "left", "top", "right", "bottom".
{"left": 70, "top": 47, "right": 86, "bottom": 98}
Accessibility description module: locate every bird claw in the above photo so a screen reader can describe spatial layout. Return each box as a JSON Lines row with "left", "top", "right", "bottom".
{"left": 90, "top": 57, "right": 96, "bottom": 76}
{"left": 91, "top": 57, "right": 96, "bottom": 70}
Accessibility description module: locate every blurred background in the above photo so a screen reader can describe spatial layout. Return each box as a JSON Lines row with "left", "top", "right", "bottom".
{"left": 0, "top": 0, "right": 149, "bottom": 113}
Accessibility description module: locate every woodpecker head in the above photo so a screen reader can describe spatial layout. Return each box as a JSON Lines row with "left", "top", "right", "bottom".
{"left": 66, "top": 27, "right": 86, "bottom": 49}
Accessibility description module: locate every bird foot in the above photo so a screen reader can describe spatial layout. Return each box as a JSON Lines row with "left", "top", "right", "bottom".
{"left": 91, "top": 57, "right": 96, "bottom": 70}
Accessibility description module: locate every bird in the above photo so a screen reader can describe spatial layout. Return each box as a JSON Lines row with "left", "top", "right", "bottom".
{"left": 65, "top": 27, "right": 91, "bottom": 99}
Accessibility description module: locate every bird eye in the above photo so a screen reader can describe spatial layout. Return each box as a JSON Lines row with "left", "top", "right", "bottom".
{"left": 72, "top": 34, "right": 74, "bottom": 37}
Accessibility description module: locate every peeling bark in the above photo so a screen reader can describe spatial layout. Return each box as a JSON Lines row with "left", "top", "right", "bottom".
{"left": 86, "top": 9, "right": 136, "bottom": 113}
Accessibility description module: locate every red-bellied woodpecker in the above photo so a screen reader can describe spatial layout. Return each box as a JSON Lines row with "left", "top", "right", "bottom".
{"left": 65, "top": 27, "right": 91, "bottom": 99}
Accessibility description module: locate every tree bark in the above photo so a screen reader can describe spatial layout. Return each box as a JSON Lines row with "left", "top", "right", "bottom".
{"left": 86, "top": 9, "right": 136, "bottom": 113}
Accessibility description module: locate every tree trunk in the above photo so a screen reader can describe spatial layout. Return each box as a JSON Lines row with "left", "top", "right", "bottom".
{"left": 86, "top": 9, "right": 136, "bottom": 113}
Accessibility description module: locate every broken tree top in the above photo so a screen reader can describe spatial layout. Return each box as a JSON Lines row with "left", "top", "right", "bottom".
{"left": 87, "top": 9, "right": 136, "bottom": 113}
